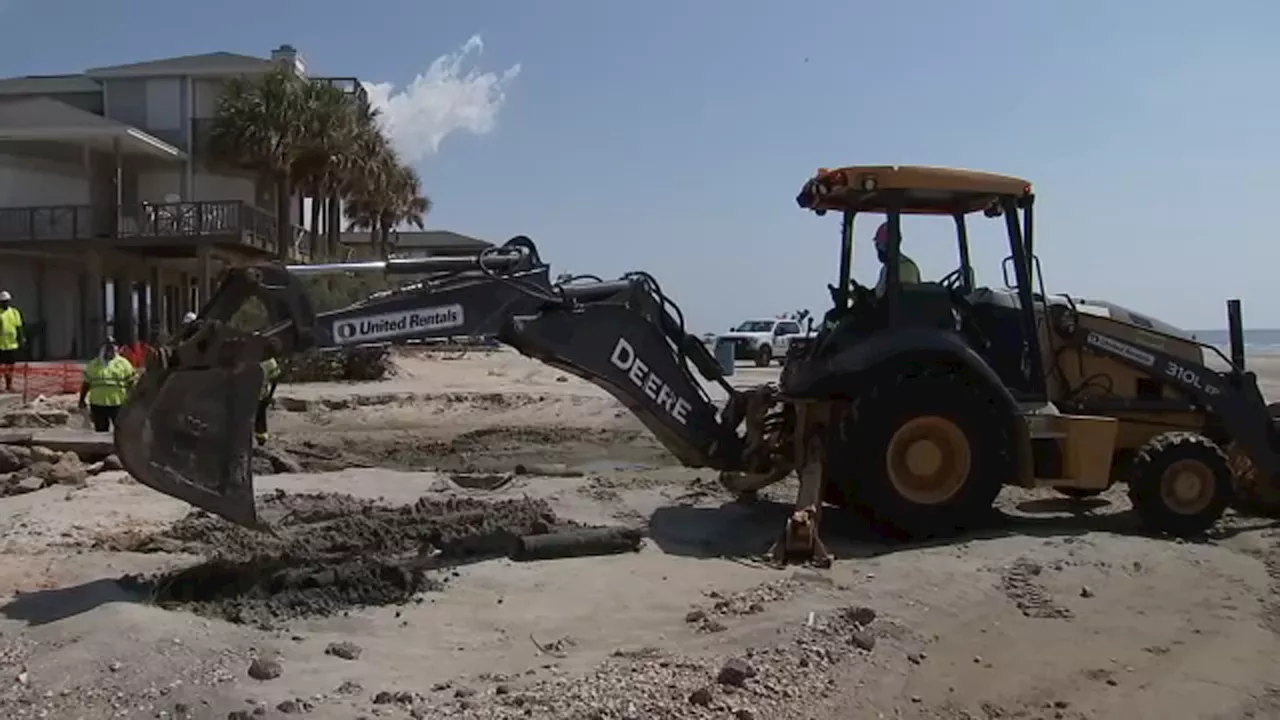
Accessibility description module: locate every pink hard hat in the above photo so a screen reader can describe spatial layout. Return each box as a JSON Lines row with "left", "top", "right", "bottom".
{"left": 873, "top": 222, "right": 890, "bottom": 248}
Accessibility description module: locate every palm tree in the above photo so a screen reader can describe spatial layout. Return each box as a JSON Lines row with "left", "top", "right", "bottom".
{"left": 207, "top": 66, "right": 309, "bottom": 262}
{"left": 330, "top": 107, "right": 391, "bottom": 258}
{"left": 343, "top": 149, "right": 431, "bottom": 260}
{"left": 381, "top": 164, "right": 432, "bottom": 256}
{"left": 293, "top": 80, "right": 361, "bottom": 261}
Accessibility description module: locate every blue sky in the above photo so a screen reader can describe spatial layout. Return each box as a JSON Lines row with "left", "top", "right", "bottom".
{"left": 2, "top": 0, "right": 1278, "bottom": 332}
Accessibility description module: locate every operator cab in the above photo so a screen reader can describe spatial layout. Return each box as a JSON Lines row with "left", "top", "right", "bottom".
{"left": 790, "top": 165, "right": 1046, "bottom": 402}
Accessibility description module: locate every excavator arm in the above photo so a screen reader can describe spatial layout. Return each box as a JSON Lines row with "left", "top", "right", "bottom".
{"left": 114, "top": 237, "right": 766, "bottom": 529}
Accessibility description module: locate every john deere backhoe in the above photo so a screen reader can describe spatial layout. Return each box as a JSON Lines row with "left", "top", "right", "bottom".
{"left": 112, "top": 165, "right": 1280, "bottom": 565}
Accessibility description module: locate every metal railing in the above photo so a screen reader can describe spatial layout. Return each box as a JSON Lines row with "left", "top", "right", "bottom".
{"left": 0, "top": 205, "right": 96, "bottom": 242}
{"left": 0, "top": 200, "right": 307, "bottom": 259}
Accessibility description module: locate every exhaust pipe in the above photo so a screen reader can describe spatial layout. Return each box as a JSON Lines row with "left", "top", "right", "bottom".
{"left": 1228, "top": 298, "right": 1246, "bottom": 371}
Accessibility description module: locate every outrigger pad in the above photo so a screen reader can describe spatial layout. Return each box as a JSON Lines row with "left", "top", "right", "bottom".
{"left": 114, "top": 362, "right": 265, "bottom": 529}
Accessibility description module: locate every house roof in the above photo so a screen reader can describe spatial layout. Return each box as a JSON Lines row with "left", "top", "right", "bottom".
{"left": 85, "top": 52, "right": 275, "bottom": 79}
{"left": 0, "top": 74, "right": 102, "bottom": 95}
{"left": 340, "top": 230, "right": 493, "bottom": 250}
{"left": 0, "top": 97, "right": 184, "bottom": 159}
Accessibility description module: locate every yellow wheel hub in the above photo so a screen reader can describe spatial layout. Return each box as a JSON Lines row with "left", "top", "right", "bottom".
{"left": 886, "top": 416, "right": 972, "bottom": 505}
{"left": 1159, "top": 459, "right": 1214, "bottom": 515}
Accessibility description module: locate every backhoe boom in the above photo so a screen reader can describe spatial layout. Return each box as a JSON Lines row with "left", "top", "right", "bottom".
{"left": 114, "top": 237, "right": 765, "bottom": 529}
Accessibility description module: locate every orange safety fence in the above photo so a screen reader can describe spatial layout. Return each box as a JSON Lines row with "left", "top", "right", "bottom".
{"left": 2, "top": 362, "right": 85, "bottom": 403}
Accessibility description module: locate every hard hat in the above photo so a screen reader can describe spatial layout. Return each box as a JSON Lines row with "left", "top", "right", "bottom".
{"left": 873, "top": 222, "right": 890, "bottom": 248}
{"left": 182, "top": 312, "right": 197, "bottom": 324}
{"left": 0, "top": 291, "right": 10, "bottom": 301}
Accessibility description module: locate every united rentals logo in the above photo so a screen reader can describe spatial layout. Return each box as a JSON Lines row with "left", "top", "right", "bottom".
{"left": 333, "top": 304, "right": 465, "bottom": 344}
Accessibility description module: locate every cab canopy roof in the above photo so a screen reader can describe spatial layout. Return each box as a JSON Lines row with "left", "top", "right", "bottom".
{"left": 796, "top": 165, "right": 1032, "bottom": 216}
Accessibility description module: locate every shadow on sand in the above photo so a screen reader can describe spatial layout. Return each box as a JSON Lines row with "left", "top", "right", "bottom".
{"left": 647, "top": 495, "right": 1280, "bottom": 563}
{"left": 0, "top": 578, "right": 150, "bottom": 626}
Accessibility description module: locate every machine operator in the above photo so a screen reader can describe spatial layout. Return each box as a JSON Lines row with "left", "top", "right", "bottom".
{"left": 873, "top": 222, "right": 921, "bottom": 296}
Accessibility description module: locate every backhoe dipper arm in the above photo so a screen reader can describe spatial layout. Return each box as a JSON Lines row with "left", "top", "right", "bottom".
{"left": 1052, "top": 306, "right": 1280, "bottom": 481}
{"left": 500, "top": 275, "right": 746, "bottom": 470}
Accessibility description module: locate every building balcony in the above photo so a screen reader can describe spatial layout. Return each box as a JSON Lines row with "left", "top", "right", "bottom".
{"left": 316, "top": 76, "right": 369, "bottom": 106}
{"left": 0, "top": 200, "right": 310, "bottom": 261}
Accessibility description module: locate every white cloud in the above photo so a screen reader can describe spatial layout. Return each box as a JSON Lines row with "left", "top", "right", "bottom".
{"left": 363, "top": 35, "right": 521, "bottom": 163}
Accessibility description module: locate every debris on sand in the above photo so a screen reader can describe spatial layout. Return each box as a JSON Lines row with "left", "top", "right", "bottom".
{"left": 412, "top": 604, "right": 897, "bottom": 718}
{"left": 247, "top": 657, "right": 283, "bottom": 680}
{"left": 0, "top": 444, "right": 117, "bottom": 496}
{"left": 116, "top": 491, "right": 574, "bottom": 627}
{"left": 325, "top": 641, "right": 363, "bottom": 660}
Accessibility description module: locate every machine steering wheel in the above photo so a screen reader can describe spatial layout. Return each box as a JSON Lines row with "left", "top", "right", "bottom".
{"left": 938, "top": 268, "right": 965, "bottom": 291}
{"left": 828, "top": 280, "right": 874, "bottom": 308}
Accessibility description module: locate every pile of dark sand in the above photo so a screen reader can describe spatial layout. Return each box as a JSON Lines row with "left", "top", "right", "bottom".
{"left": 117, "top": 490, "right": 568, "bottom": 627}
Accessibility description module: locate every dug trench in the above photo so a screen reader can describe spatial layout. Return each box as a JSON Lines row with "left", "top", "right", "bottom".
{"left": 255, "top": 425, "right": 678, "bottom": 477}
{"left": 101, "top": 415, "right": 676, "bottom": 630}
{"left": 106, "top": 491, "right": 584, "bottom": 629}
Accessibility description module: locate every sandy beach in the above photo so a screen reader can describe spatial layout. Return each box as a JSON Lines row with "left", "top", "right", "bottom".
{"left": 0, "top": 348, "right": 1278, "bottom": 719}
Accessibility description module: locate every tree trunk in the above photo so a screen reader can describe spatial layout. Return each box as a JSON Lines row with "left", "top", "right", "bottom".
{"left": 380, "top": 215, "right": 392, "bottom": 260}
{"left": 275, "top": 177, "right": 293, "bottom": 262}
{"left": 326, "top": 190, "right": 342, "bottom": 260}
{"left": 369, "top": 222, "right": 379, "bottom": 260}
{"left": 308, "top": 187, "right": 322, "bottom": 261}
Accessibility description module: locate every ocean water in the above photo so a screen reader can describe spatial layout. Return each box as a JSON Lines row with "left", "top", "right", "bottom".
{"left": 1189, "top": 329, "right": 1280, "bottom": 356}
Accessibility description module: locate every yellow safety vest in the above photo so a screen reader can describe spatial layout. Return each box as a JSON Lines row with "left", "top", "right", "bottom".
{"left": 874, "top": 255, "right": 922, "bottom": 297}
{"left": 0, "top": 307, "right": 22, "bottom": 351}
{"left": 260, "top": 358, "right": 281, "bottom": 400}
{"left": 83, "top": 356, "right": 137, "bottom": 407}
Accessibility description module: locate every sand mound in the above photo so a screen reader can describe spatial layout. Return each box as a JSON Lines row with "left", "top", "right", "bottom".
{"left": 117, "top": 491, "right": 568, "bottom": 627}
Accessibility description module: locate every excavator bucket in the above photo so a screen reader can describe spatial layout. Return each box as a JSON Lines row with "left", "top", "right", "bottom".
{"left": 114, "top": 348, "right": 267, "bottom": 529}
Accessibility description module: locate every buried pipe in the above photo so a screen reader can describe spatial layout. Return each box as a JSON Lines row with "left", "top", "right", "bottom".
{"left": 509, "top": 526, "right": 645, "bottom": 562}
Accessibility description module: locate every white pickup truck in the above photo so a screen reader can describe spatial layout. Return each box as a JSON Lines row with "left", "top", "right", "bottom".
{"left": 715, "top": 318, "right": 812, "bottom": 367}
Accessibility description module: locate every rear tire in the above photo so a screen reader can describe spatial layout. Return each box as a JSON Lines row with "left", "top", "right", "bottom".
{"left": 754, "top": 345, "right": 772, "bottom": 368}
{"left": 1128, "top": 432, "right": 1232, "bottom": 537}
{"left": 830, "top": 368, "right": 1014, "bottom": 541}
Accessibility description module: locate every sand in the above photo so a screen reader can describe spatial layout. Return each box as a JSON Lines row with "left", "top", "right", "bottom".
{"left": 0, "top": 348, "right": 1279, "bottom": 718}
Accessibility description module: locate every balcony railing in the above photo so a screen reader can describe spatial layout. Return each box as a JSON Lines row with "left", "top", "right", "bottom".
{"left": 0, "top": 201, "right": 308, "bottom": 260}
{"left": 0, "top": 205, "right": 95, "bottom": 242}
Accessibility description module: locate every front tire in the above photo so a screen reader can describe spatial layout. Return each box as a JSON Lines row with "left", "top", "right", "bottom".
{"left": 754, "top": 344, "right": 772, "bottom": 368}
{"left": 830, "top": 368, "right": 1014, "bottom": 541}
{"left": 1128, "top": 432, "right": 1232, "bottom": 537}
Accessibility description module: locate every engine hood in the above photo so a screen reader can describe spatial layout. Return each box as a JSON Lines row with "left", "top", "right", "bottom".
{"left": 1071, "top": 298, "right": 1195, "bottom": 342}
{"left": 971, "top": 288, "right": 1195, "bottom": 342}
{"left": 717, "top": 332, "right": 768, "bottom": 341}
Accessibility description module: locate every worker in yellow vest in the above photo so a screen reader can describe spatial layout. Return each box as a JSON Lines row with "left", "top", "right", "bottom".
{"left": 0, "top": 290, "right": 24, "bottom": 393}
{"left": 77, "top": 339, "right": 138, "bottom": 433}
{"left": 254, "top": 357, "right": 282, "bottom": 446}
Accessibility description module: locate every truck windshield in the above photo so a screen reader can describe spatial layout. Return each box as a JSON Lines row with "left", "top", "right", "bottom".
{"left": 735, "top": 321, "right": 775, "bottom": 332}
